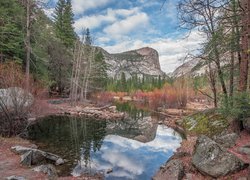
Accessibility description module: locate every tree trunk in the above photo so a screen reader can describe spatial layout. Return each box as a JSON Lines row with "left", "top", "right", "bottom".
{"left": 25, "top": 0, "right": 31, "bottom": 89}
{"left": 239, "top": 0, "right": 249, "bottom": 92}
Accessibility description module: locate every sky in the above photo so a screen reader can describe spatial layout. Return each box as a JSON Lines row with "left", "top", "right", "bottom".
{"left": 44, "top": 0, "right": 205, "bottom": 73}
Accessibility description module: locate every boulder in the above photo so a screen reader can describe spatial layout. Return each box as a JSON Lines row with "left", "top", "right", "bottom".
{"left": 213, "top": 133, "right": 239, "bottom": 148}
{"left": 0, "top": 87, "right": 33, "bottom": 112}
{"left": 33, "top": 164, "right": 57, "bottom": 179}
{"left": 20, "top": 151, "right": 32, "bottom": 166}
{"left": 11, "top": 146, "right": 64, "bottom": 166}
{"left": 238, "top": 144, "right": 250, "bottom": 156}
{"left": 243, "top": 118, "right": 250, "bottom": 133}
{"left": 153, "top": 159, "right": 184, "bottom": 180}
{"left": 192, "top": 135, "right": 248, "bottom": 178}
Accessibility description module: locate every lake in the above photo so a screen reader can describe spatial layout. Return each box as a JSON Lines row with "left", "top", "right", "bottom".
{"left": 27, "top": 103, "right": 182, "bottom": 179}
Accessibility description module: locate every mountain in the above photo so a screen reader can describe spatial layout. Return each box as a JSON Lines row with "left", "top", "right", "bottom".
{"left": 99, "top": 47, "right": 166, "bottom": 78}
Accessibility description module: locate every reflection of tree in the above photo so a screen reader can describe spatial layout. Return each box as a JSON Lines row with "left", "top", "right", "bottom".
{"left": 27, "top": 116, "right": 107, "bottom": 175}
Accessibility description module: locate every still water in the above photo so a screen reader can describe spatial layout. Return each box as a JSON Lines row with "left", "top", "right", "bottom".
{"left": 27, "top": 103, "right": 182, "bottom": 179}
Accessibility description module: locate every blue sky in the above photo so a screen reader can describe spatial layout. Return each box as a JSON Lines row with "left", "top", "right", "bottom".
{"left": 44, "top": 0, "right": 205, "bottom": 73}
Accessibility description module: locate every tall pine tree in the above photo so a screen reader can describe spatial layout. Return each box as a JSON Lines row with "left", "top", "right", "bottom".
{"left": 54, "top": 0, "right": 75, "bottom": 47}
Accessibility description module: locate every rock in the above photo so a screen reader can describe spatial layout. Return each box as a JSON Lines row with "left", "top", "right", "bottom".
{"left": 33, "top": 164, "right": 57, "bottom": 179}
{"left": 213, "top": 133, "right": 239, "bottom": 148}
{"left": 101, "top": 47, "right": 165, "bottom": 78}
{"left": 106, "top": 168, "right": 113, "bottom": 174}
{"left": 11, "top": 146, "right": 32, "bottom": 155}
{"left": 55, "top": 158, "right": 64, "bottom": 165}
{"left": 5, "top": 176, "right": 26, "bottom": 180}
{"left": 20, "top": 151, "right": 32, "bottom": 166}
{"left": 11, "top": 146, "right": 64, "bottom": 166}
{"left": 243, "top": 118, "right": 250, "bottom": 133}
{"left": 238, "top": 144, "right": 250, "bottom": 156}
{"left": 153, "top": 159, "right": 184, "bottom": 180}
{"left": 0, "top": 87, "right": 33, "bottom": 112}
{"left": 192, "top": 135, "right": 248, "bottom": 178}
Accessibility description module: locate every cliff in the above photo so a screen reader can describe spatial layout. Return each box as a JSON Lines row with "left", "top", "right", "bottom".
{"left": 99, "top": 47, "right": 165, "bottom": 78}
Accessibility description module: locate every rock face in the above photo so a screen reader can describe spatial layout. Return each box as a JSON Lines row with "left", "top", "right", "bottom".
{"left": 100, "top": 47, "right": 165, "bottom": 78}
{"left": 192, "top": 135, "right": 248, "bottom": 178}
{"left": 0, "top": 87, "right": 33, "bottom": 112}
{"left": 153, "top": 159, "right": 184, "bottom": 180}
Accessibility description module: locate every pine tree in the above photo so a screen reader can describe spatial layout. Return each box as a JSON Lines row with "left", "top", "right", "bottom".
{"left": 0, "top": 0, "right": 25, "bottom": 61}
{"left": 63, "top": 0, "right": 75, "bottom": 47}
{"left": 84, "top": 28, "right": 92, "bottom": 45}
{"left": 54, "top": 0, "right": 75, "bottom": 47}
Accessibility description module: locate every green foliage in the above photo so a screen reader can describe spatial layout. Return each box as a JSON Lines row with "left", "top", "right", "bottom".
{"left": 106, "top": 74, "right": 168, "bottom": 92}
{"left": 219, "top": 92, "right": 250, "bottom": 120}
{"left": 0, "top": 0, "right": 25, "bottom": 61}
{"left": 91, "top": 51, "right": 108, "bottom": 90}
{"left": 54, "top": 0, "right": 76, "bottom": 47}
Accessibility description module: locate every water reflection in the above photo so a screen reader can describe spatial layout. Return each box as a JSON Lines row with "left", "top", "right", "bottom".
{"left": 27, "top": 103, "right": 182, "bottom": 179}
{"left": 73, "top": 126, "right": 181, "bottom": 179}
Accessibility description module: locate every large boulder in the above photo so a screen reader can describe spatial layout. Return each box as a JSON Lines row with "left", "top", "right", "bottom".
{"left": 0, "top": 87, "right": 33, "bottom": 112}
{"left": 11, "top": 146, "right": 64, "bottom": 166}
{"left": 213, "top": 133, "right": 239, "bottom": 148}
{"left": 243, "top": 118, "right": 250, "bottom": 133}
{"left": 192, "top": 135, "right": 248, "bottom": 178}
{"left": 153, "top": 159, "right": 184, "bottom": 180}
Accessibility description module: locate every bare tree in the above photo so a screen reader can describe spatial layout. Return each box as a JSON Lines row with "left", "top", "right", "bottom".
{"left": 178, "top": 0, "right": 228, "bottom": 97}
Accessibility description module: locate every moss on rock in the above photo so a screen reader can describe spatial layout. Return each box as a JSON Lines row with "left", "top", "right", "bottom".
{"left": 182, "top": 109, "right": 229, "bottom": 137}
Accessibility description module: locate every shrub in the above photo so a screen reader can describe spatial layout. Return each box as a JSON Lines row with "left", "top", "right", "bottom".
{"left": 0, "top": 61, "right": 33, "bottom": 137}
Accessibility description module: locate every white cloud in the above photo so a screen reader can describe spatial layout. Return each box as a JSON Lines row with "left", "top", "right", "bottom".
{"left": 74, "top": 14, "right": 116, "bottom": 33}
{"left": 73, "top": 7, "right": 142, "bottom": 33}
{"left": 72, "top": 0, "right": 112, "bottom": 14}
{"left": 104, "top": 12, "right": 149, "bottom": 36}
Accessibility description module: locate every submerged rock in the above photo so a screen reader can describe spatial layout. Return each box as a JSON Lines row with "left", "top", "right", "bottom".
{"left": 192, "top": 135, "right": 248, "bottom": 178}
{"left": 153, "top": 159, "right": 184, "bottom": 180}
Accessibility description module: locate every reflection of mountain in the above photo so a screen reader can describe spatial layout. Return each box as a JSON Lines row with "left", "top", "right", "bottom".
{"left": 106, "top": 115, "right": 158, "bottom": 143}
{"left": 73, "top": 126, "right": 182, "bottom": 179}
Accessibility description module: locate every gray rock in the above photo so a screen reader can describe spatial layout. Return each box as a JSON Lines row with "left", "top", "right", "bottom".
{"left": 243, "top": 118, "right": 250, "bottom": 133}
{"left": 11, "top": 146, "right": 64, "bottom": 166}
{"left": 20, "top": 151, "right": 32, "bottom": 166}
{"left": 153, "top": 159, "right": 184, "bottom": 180}
{"left": 55, "top": 158, "right": 64, "bottom": 165}
{"left": 5, "top": 176, "right": 26, "bottom": 180}
{"left": 192, "top": 135, "right": 248, "bottom": 178}
{"left": 11, "top": 146, "right": 32, "bottom": 155}
{"left": 213, "top": 133, "right": 239, "bottom": 148}
{"left": 0, "top": 87, "right": 33, "bottom": 112}
{"left": 33, "top": 164, "right": 57, "bottom": 179}
{"left": 238, "top": 144, "right": 250, "bottom": 156}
